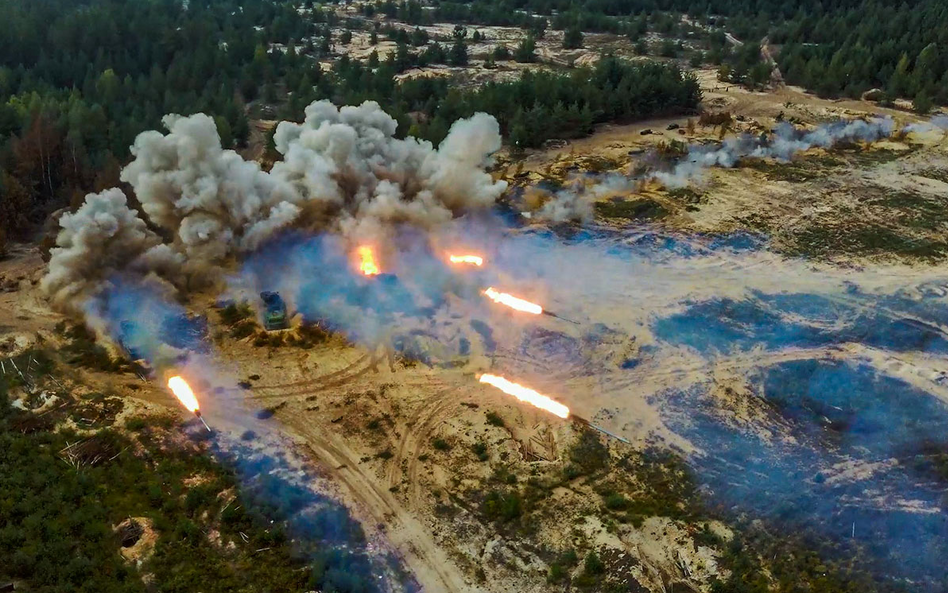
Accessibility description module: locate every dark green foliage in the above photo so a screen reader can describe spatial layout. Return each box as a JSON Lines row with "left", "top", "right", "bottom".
{"left": 513, "top": 35, "right": 537, "bottom": 63}
{"left": 432, "top": 437, "right": 451, "bottom": 451}
{"left": 219, "top": 303, "right": 254, "bottom": 326}
{"left": 694, "top": 523, "right": 725, "bottom": 548}
{"left": 595, "top": 198, "right": 669, "bottom": 221}
{"left": 481, "top": 489, "right": 523, "bottom": 522}
{"left": 573, "top": 551, "right": 606, "bottom": 587}
{"left": 485, "top": 411, "right": 505, "bottom": 427}
{"left": 0, "top": 380, "right": 314, "bottom": 593}
{"left": 58, "top": 325, "right": 126, "bottom": 372}
{"left": 568, "top": 429, "right": 610, "bottom": 475}
{"left": 563, "top": 26, "right": 584, "bottom": 49}
{"left": 548, "top": 548, "right": 579, "bottom": 582}
{"left": 472, "top": 442, "right": 488, "bottom": 461}
{"left": 603, "top": 492, "right": 629, "bottom": 511}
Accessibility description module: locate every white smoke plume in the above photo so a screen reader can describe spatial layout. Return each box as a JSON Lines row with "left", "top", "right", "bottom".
{"left": 45, "top": 101, "right": 507, "bottom": 314}
{"left": 654, "top": 117, "right": 896, "bottom": 188}
{"left": 532, "top": 174, "right": 634, "bottom": 223}
{"left": 903, "top": 114, "right": 948, "bottom": 134}
{"left": 121, "top": 113, "right": 299, "bottom": 261}
{"left": 41, "top": 188, "right": 184, "bottom": 315}
{"left": 272, "top": 102, "right": 506, "bottom": 239}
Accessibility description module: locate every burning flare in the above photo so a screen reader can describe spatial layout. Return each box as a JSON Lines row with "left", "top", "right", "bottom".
{"left": 449, "top": 254, "right": 484, "bottom": 266}
{"left": 479, "top": 374, "right": 569, "bottom": 419}
{"left": 483, "top": 287, "right": 542, "bottom": 314}
{"left": 358, "top": 245, "right": 380, "bottom": 276}
{"left": 168, "top": 375, "right": 200, "bottom": 413}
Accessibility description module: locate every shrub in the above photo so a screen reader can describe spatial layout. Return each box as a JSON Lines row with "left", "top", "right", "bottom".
{"left": 482, "top": 489, "right": 522, "bottom": 522}
{"left": 432, "top": 438, "right": 451, "bottom": 451}
{"left": 568, "top": 430, "right": 610, "bottom": 475}
{"left": 604, "top": 492, "right": 629, "bottom": 511}
{"left": 219, "top": 303, "right": 253, "bottom": 326}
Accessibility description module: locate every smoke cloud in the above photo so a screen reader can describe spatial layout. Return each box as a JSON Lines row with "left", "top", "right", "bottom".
{"left": 40, "top": 188, "right": 184, "bottom": 316}
{"left": 45, "top": 101, "right": 506, "bottom": 316}
{"left": 654, "top": 117, "right": 896, "bottom": 187}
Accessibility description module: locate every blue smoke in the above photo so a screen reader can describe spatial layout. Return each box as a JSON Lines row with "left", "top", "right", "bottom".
{"left": 84, "top": 277, "right": 413, "bottom": 593}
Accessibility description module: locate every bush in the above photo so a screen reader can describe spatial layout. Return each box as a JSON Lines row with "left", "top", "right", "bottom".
{"left": 230, "top": 320, "right": 257, "bottom": 340}
{"left": 603, "top": 492, "right": 629, "bottom": 511}
{"left": 482, "top": 489, "right": 522, "bottom": 522}
{"left": 485, "top": 411, "right": 505, "bottom": 428}
{"left": 569, "top": 430, "right": 610, "bottom": 475}
{"left": 472, "top": 442, "right": 488, "bottom": 462}
{"left": 219, "top": 303, "right": 253, "bottom": 326}
{"left": 573, "top": 551, "right": 606, "bottom": 588}
{"left": 432, "top": 438, "right": 451, "bottom": 451}
{"left": 548, "top": 548, "right": 579, "bottom": 582}
{"left": 125, "top": 416, "right": 147, "bottom": 431}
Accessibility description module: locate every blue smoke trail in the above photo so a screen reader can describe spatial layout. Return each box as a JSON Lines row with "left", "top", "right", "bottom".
{"left": 84, "top": 277, "right": 415, "bottom": 593}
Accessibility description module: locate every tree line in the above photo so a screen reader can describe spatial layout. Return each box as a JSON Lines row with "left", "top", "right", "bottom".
{"left": 0, "top": 0, "right": 701, "bottom": 250}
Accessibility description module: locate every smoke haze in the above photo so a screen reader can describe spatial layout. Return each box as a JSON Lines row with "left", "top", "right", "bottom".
{"left": 45, "top": 100, "right": 506, "bottom": 317}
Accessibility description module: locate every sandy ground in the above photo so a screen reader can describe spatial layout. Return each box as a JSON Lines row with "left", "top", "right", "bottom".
{"left": 6, "top": 66, "right": 948, "bottom": 591}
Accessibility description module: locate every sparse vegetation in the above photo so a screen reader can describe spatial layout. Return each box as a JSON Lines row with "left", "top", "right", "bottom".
{"left": 568, "top": 429, "right": 610, "bottom": 475}
{"left": 0, "top": 371, "right": 340, "bottom": 592}
{"left": 472, "top": 442, "right": 489, "bottom": 462}
{"left": 595, "top": 198, "right": 668, "bottom": 221}
{"left": 481, "top": 488, "right": 523, "bottom": 522}
{"left": 485, "top": 411, "right": 505, "bottom": 428}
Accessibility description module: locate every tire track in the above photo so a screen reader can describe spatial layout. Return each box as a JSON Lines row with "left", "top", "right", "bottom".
{"left": 287, "top": 416, "right": 479, "bottom": 593}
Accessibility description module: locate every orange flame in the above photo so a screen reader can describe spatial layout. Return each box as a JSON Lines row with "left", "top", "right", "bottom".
{"left": 483, "top": 287, "right": 542, "bottom": 314}
{"left": 479, "top": 374, "right": 569, "bottom": 419}
{"left": 358, "top": 246, "right": 380, "bottom": 276}
{"left": 449, "top": 254, "right": 484, "bottom": 266}
{"left": 168, "top": 375, "right": 200, "bottom": 413}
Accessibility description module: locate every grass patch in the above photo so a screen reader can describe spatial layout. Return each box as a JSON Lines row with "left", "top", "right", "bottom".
{"left": 787, "top": 222, "right": 948, "bottom": 261}
{"left": 58, "top": 325, "right": 128, "bottom": 373}
{"left": 595, "top": 198, "right": 668, "bottom": 221}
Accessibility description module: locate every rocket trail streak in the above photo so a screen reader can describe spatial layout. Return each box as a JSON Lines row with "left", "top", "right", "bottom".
{"left": 168, "top": 375, "right": 211, "bottom": 431}
{"left": 449, "top": 254, "right": 484, "bottom": 266}
{"left": 483, "top": 287, "right": 543, "bottom": 314}
{"left": 478, "top": 374, "right": 570, "bottom": 418}
{"left": 168, "top": 375, "right": 200, "bottom": 413}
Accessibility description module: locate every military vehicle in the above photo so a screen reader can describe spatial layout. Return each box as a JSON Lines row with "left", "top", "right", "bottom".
{"left": 260, "top": 291, "right": 289, "bottom": 330}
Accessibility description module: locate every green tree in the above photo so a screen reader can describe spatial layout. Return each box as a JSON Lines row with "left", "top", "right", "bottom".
{"left": 514, "top": 36, "right": 536, "bottom": 63}
{"left": 888, "top": 53, "right": 912, "bottom": 98}
{"left": 563, "top": 26, "right": 583, "bottom": 49}
{"left": 449, "top": 39, "right": 468, "bottom": 66}
{"left": 914, "top": 89, "right": 934, "bottom": 114}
